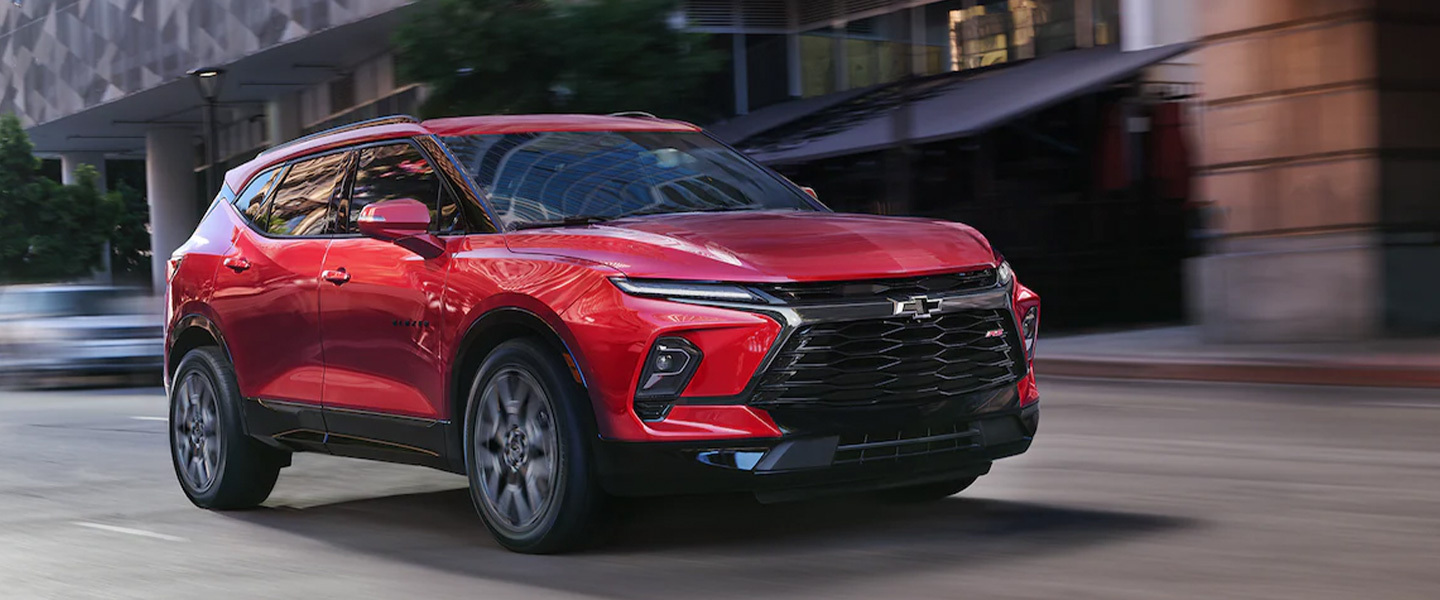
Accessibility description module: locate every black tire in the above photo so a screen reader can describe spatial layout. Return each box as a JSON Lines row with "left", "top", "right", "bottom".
{"left": 169, "top": 346, "right": 285, "bottom": 510}
{"left": 464, "top": 338, "right": 608, "bottom": 554}
{"left": 876, "top": 476, "right": 980, "bottom": 503}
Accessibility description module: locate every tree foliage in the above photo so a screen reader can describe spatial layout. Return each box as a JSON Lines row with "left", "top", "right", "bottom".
{"left": 107, "top": 180, "right": 151, "bottom": 281}
{"left": 0, "top": 114, "right": 121, "bottom": 283}
{"left": 394, "top": 0, "right": 726, "bottom": 122}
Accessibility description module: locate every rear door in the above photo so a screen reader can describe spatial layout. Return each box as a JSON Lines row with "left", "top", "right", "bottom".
{"left": 319, "top": 141, "right": 457, "bottom": 428}
{"left": 211, "top": 150, "right": 351, "bottom": 405}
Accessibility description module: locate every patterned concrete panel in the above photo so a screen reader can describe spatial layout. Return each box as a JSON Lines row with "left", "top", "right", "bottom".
{"left": 0, "top": 0, "right": 411, "bottom": 127}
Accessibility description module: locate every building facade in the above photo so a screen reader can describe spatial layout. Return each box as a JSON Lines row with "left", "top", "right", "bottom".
{"left": 1, "top": 0, "right": 421, "bottom": 290}
{"left": 688, "top": 0, "right": 1126, "bottom": 116}
{"left": 1188, "top": 0, "right": 1440, "bottom": 341}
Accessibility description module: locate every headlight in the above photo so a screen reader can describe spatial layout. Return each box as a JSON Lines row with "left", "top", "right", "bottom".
{"left": 610, "top": 278, "right": 762, "bottom": 303}
{"left": 996, "top": 261, "right": 1014, "bottom": 286}
{"left": 1021, "top": 306, "right": 1039, "bottom": 358}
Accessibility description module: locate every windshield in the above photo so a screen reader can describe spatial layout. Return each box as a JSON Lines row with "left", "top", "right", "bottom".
{"left": 440, "top": 131, "right": 820, "bottom": 229}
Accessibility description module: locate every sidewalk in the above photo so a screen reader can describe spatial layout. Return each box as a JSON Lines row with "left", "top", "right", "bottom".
{"left": 1035, "top": 326, "right": 1440, "bottom": 388}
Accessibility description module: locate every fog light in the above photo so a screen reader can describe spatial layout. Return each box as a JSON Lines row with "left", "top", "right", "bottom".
{"left": 652, "top": 347, "right": 684, "bottom": 375}
{"left": 1021, "top": 306, "right": 1039, "bottom": 358}
{"left": 635, "top": 337, "right": 703, "bottom": 420}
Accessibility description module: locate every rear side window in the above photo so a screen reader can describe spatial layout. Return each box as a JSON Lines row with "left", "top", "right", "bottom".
{"left": 346, "top": 143, "right": 448, "bottom": 233}
{"left": 232, "top": 167, "right": 282, "bottom": 225}
{"left": 260, "top": 152, "right": 351, "bottom": 236}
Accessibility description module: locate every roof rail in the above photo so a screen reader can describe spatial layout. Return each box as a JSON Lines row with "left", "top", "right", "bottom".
{"left": 608, "top": 111, "right": 661, "bottom": 120}
{"left": 259, "top": 115, "right": 422, "bottom": 157}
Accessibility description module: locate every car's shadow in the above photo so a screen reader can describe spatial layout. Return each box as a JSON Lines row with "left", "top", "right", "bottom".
{"left": 229, "top": 485, "right": 1193, "bottom": 599}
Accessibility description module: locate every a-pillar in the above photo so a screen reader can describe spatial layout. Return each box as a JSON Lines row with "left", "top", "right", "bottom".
{"left": 146, "top": 128, "right": 199, "bottom": 293}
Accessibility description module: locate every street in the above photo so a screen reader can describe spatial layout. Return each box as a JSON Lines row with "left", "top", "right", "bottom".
{"left": 2, "top": 379, "right": 1438, "bottom": 599}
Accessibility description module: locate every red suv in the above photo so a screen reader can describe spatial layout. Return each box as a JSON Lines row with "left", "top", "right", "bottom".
{"left": 165, "top": 114, "right": 1041, "bottom": 553}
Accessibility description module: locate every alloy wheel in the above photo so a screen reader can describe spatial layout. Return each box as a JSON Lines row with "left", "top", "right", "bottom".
{"left": 172, "top": 371, "right": 221, "bottom": 493}
{"left": 473, "top": 367, "right": 559, "bottom": 533}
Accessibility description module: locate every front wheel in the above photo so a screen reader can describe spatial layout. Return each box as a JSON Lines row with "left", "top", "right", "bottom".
{"left": 464, "top": 339, "right": 608, "bottom": 553}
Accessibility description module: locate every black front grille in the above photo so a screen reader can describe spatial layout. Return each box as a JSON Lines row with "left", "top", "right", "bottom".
{"left": 751, "top": 309, "right": 1025, "bottom": 409}
{"left": 753, "top": 269, "right": 997, "bottom": 304}
{"left": 833, "top": 421, "right": 980, "bottom": 465}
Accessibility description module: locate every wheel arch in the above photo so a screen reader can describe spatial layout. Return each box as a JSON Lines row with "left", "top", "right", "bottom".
{"left": 446, "top": 305, "right": 594, "bottom": 468}
{"left": 167, "top": 314, "right": 234, "bottom": 390}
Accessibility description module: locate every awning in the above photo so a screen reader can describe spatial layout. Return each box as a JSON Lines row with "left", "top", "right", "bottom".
{"left": 736, "top": 43, "right": 1193, "bottom": 165}
{"left": 706, "top": 84, "right": 876, "bottom": 144}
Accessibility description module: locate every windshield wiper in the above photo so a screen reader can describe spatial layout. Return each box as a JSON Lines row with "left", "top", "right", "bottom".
{"left": 510, "top": 207, "right": 771, "bottom": 230}
{"left": 509, "top": 215, "right": 615, "bottom": 231}
{"left": 625, "top": 206, "right": 765, "bottom": 218}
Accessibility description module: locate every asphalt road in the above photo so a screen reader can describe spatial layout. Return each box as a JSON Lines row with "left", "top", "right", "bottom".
{"left": 2, "top": 379, "right": 1438, "bottom": 599}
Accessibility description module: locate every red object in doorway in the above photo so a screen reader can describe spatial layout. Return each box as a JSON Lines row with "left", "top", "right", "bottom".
{"left": 1150, "top": 102, "right": 1193, "bottom": 201}
{"left": 1095, "top": 103, "right": 1129, "bottom": 192}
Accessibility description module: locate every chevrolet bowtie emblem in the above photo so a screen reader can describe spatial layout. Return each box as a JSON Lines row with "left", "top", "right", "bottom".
{"left": 893, "top": 295, "right": 943, "bottom": 319}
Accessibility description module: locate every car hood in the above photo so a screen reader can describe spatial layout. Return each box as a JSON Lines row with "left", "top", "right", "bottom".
{"left": 503, "top": 210, "right": 998, "bottom": 282}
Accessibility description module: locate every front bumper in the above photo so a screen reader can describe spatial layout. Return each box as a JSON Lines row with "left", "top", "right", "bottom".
{"left": 594, "top": 394, "right": 1038, "bottom": 502}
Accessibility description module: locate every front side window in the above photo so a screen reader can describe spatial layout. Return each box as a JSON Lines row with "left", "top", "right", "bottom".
{"left": 345, "top": 143, "right": 456, "bottom": 233}
{"left": 232, "top": 166, "right": 282, "bottom": 225}
{"left": 260, "top": 151, "right": 351, "bottom": 236}
{"left": 441, "top": 131, "right": 818, "bottom": 230}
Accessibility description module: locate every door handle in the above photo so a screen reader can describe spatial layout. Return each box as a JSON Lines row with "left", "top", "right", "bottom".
{"left": 222, "top": 256, "right": 251, "bottom": 273}
{"left": 321, "top": 268, "right": 351, "bottom": 285}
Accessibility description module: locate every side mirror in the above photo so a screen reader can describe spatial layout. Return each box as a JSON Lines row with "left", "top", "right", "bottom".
{"left": 357, "top": 199, "right": 444, "bottom": 259}
{"left": 800, "top": 186, "right": 818, "bottom": 200}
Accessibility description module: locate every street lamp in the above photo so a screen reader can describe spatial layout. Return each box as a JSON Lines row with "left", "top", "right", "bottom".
{"left": 188, "top": 67, "right": 226, "bottom": 197}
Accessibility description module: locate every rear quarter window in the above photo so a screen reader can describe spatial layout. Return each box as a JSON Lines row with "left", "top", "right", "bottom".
{"left": 232, "top": 167, "right": 282, "bottom": 225}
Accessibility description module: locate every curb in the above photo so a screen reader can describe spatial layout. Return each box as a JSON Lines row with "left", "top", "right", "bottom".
{"left": 1035, "top": 357, "right": 1440, "bottom": 388}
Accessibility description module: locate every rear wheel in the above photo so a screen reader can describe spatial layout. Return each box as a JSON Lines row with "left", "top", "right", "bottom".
{"left": 876, "top": 476, "right": 980, "bottom": 503}
{"left": 169, "top": 347, "right": 285, "bottom": 509}
{"left": 464, "top": 338, "right": 607, "bottom": 554}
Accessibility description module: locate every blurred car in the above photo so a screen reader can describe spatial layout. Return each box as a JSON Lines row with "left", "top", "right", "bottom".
{"left": 0, "top": 285, "right": 163, "bottom": 387}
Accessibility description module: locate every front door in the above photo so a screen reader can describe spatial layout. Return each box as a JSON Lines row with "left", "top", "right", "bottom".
{"left": 319, "top": 142, "right": 456, "bottom": 456}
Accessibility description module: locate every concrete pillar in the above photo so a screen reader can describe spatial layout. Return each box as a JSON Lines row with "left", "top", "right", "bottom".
{"left": 265, "top": 93, "right": 303, "bottom": 147}
{"left": 1120, "top": 0, "right": 1155, "bottom": 51}
{"left": 146, "top": 128, "right": 199, "bottom": 293}
{"left": 732, "top": 33, "right": 749, "bottom": 115}
{"left": 60, "top": 152, "right": 107, "bottom": 192}
{"left": 786, "top": 33, "right": 802, "bottom": 99}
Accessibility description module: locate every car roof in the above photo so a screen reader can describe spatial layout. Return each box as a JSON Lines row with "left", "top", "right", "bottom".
{"left": 224, "top": 114, "right": 701, "bottom": 194}
{"left": 422, "top": 114, "right": 700, "bottom": 136}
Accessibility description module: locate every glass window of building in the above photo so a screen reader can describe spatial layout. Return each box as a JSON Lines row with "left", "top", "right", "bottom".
{"left": 844, "top": 10, "right": 910, "bottom": 89}
{"left": 1093, "top": 0, "right": 1121, "bottom": 46}
{"left": 955, "top": 0, "right": 1014, "bottom": 70}
{"left": 800, "top": 28, "right": 838, "bottom": 97}
{"left": 747, "top": 34, "right": 791, "bottom": 110}
{"left": 1031, "top": 0, "right": 1078, "bottom": 56}
{"left": 921, "top": 0, "right": 1080, "bottom": 74}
